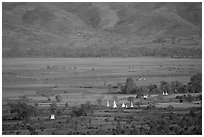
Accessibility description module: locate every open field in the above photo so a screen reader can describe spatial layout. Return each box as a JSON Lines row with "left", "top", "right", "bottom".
{"left": 2, "top": 57, "right": 201, "bottom": 98}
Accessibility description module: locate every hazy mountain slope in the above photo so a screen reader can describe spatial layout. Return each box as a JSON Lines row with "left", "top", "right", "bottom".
{"left": 2, "top": 2, "right": 202, "bottom": 57}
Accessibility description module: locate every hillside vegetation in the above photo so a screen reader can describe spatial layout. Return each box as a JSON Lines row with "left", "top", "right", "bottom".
{"left": 2, "top": 2, "right": 202, "bottom": 58}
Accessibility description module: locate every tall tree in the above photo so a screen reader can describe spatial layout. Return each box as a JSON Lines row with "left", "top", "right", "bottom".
{"left": 190, "top": 73, "right": 202, "bottom": 93}
{"left": 124, "top": 77, "right": 136, "bottom": 94}
{"left": 10, "top": 102, "right": 34, "bottom": 120}
{"left": 55, "top": 95, "right": 62, "bottom": 102}
{"left": 160, "top": 81, "right": 170, "bottom": 92}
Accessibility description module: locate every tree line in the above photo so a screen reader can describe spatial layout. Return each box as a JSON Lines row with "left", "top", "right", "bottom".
{"left": 3, "top": 46, "right": 201, "bottom": 58}
{"left": 118, "top": 73, "right": 202, "bottom": 95}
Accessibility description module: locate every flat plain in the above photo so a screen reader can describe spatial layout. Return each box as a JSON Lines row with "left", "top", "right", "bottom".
{"left": 3, "top": 57, "right": 201, "bottom": 99}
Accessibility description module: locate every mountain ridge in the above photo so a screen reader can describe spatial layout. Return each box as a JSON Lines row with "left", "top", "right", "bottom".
{"left": 2, "top": 2, "right": 202, "bottom": 58}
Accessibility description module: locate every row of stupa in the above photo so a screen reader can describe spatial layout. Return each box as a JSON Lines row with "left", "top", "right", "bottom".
{"left": 162, "top": 91, "right": 168, "bottom": 96}
{"left": 106, "top": 100, "right": 134, "bottom": 108}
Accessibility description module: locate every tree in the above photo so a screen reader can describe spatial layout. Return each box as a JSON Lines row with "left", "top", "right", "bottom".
{"left": 147, "top": 84, "right": 157, "bottom": 94}
{"left": 124, "top": 77, "right": 136, "bottom": 94}
{"left": 139, "top": 86, "right": 149, "bottom": 95}
{"left": 152, "top": 37, "right": 166, "bottom": 43}
{"left": 112, "top": 95, "right": 118, "bottom": 101}
{"left": 70, "top": 102, "right": 94, "bottom": 117}
{"left": 171, "top": 81, "right": 182, "bottom": 93}
{"left": 187, "top": 94, "right": 194, "bottom": 103}
{"left": 179, "top": 98, "right": 183, "bottom": 103}
{"left": 177, "top": 85, "right": 189, "bottom": 93}
{"left": 10, "top": 102, "right": 34, "bottom": 120}
{"left": 152, "top": 87, "right": 161, "bottom": 94}
{"left": 160, "top": 81, "right": 170, "bottom": 93}
{"left": 127, "top": 96, "right": 134, "bottom": 105}
{"left": 97, "top": 98, "right": 103, "bottom": 106}
{"left": 65, "top": 102, "right": 69, "bottom": 108}
{"left": 50, "top": 103, "right": 57, "bottom": 114}
{"left": 190, "top": 73, "right": 202, "bottom": 93}
{"left": 19, "top": 96, "right": 29, "bottom": 103}
{"left": 55, "top": 95, "right": 62, "bottom": 102}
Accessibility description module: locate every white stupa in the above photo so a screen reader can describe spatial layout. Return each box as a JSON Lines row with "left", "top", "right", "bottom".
{"left": 106, "top": 100, "right": 110, "bottom": 107}
{"left": 51, "top": 114, "right": 55, "bottom": 120}
{"left": 163, "top": 91, "right": 168, "bottom": 96}
{"left": 143, "top": 95, "right": 148, "bottom": 99}
{"left": 162, "top": 91, "right": 165, "bottom": 96}
{"left": 130, "top": 102, "right": 134, "bottom": 108}
{"left": 125, "top": 104, "right": 128, "bottom": 108}
{"left": 113, "top": 100, "right": 117, "bottom": 108}
{"left": 122, "top": 102, "right": 125, "bottom": 108}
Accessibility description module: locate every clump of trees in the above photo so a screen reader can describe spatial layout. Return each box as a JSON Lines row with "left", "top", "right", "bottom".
{"left": 70, "top": 102, "right": 95, "bottom": 117}
{"left": 123, "top": 77, "right": 136, "bottom": 94}
{"left": 145, "top": 108, "right": 202, "bottom": 135}
{"left": 9, "top": 102, "right": 35, "bottom": 120}
{"left": 3, "top": 45, "right": 201, "bottom": 58}
{"left": 189, "top": 73, "right": 202, "bottom": 93}
{"left": 118, "top": 73, "right": 202, "bottom": 95}
{"left": 176, "top": 94, "right": 202, "bottom": 103}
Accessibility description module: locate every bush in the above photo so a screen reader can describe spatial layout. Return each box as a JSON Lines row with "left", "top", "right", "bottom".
{"left": 96, "top": 98, "right": 103, "bottom": 106}
{"left": 55, "top": 95, "right": 62, "bottom": 102}
{"left": 10, "top": 102, "right": 35, "bottom": 120}
{"left": 50, "top": 103, "right": 57, "bottom": 114}
{"left": 179, "top": 98, "right": 183, "bottom": 103}
{"left": 152, "top": 37, "right": 166, "bottom": 43}
{"left": 124, "top": 77, "right": 136, "bottom": 94}
{"left": 160, "top": 81, "right": 170, "bottom": 92}
{"left": 186, "top": 94, "right": 194, "bottom": 103}
{"left": 190, "top": 73, "right": 202, "bottom": 93}
{"left": 171, "top": 81, "right": 183, "bottom": 93}
{"left": 70, "top": 102, "right": 94, "bottom": 117}
{"left": 167, "top": 105, "right": 174, "bottom": 110}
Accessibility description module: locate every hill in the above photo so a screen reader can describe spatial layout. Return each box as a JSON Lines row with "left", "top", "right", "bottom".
{"left": 2, "top": 2, "right": 202, "bottom": 58}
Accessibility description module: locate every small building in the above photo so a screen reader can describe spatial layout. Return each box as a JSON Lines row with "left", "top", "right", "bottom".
{"left": 143, "top": 95, "right": 148, "bottom": 99}
{"left": 50, "top": 114, "right": 55, "bottom": 120}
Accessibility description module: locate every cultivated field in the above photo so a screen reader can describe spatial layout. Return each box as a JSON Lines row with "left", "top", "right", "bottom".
{"left": 3, "top": 57, "right": 201, "bottom": 98}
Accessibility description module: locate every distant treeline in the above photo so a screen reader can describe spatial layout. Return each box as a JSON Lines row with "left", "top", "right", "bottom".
{"left": 117, "top": 73, "right": 202, "bottom": 95}
{"left": 3, "top": 46, "right": 201, "bottom": 58}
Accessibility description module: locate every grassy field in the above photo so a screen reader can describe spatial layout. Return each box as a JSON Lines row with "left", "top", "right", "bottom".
{"left": 3, "top": 57, "right": 201, "bottom": 98}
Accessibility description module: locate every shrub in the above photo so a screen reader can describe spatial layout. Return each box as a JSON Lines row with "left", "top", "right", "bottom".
{"left": 179, "top": 98, "right": 183, "bottom": 103}
{"left": 55, "top": 95, "right": 62, "bottom": 102}
{"left": 190, "top": 73, "right": 202, "bottom": 93}
{"left": 187, "top": 94, "right": 194, "bottom": 103}
{"left": 70, "top": 102, "right": 94, "bottom": 117}
{"left": 10, "top": 102, "right": 35, "bottom": 120}
{"left": 160, "top": 81, "right": 170, "bottom": 92}
{"left": 124, "top": 77, "right": 136, "bottom": 94}
{"left": 96, "top": 98, "right": 103, "bottom": 106}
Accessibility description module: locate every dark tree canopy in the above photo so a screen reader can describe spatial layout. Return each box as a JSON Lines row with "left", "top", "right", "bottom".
{"left": 55, "top": 95, "right": 62, "bottom": 102}
{"left": 160, "top": 81, "right": 170, "bottom": 92}
{"left": 190, "top": 73, "right": 202, "bottom": 93}
{"left": 50, "top": 103, "right": 57, "bottom": 114}
{"left": 124, "top": 77, "right": 136, "bottom": 94}
{"left": 10, "top": 102, "right": 34, "bottom": 120}
{"left": 171, "top": 81, "right": 183, "bottom": 93}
